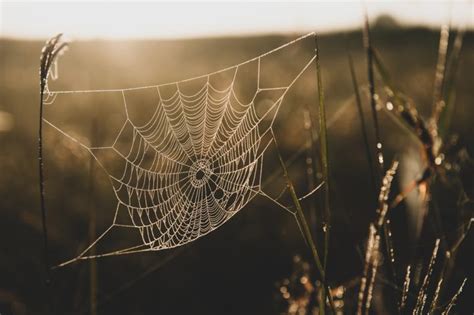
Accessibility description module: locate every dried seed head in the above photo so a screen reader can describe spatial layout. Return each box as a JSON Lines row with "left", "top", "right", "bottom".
{"left": 40, "top": 34, "right": 68, "bottom": 92}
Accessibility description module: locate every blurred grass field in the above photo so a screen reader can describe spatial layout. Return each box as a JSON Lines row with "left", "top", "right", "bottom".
{"left": 0, "top": 22, "right": 473, "bottom": 314}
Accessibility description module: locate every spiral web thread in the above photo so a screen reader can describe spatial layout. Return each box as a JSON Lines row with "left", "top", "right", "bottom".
{"left": 44, "top": 33, "right": 322, "bottom": 267}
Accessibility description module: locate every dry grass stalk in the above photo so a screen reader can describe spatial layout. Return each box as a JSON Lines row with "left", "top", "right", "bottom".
{"left": 400, "top": 265, "right": 412, "bottom": 311}
{"left": 314, "top": 36, "right": 331, "bottom": 276}
{"left": 441, "top": 278, "right": 467, "bottom": 315}
{"left": 357, "top": 224, "right": 377, "bottom": 315}
{"left": 376, "top": 161, "right": 399, "bottom": 228}
{"left": 429, "top": 278, "right": 443, "bottom": 314}
{"left": 431, "top": 24, "right": 450, "bottom": 134}
{"left": 364, "top": 234, "right": 381, "bottom": 315}
{"left": 414, "top": 239, "right": 440, "bottom": 314}
{"left": 272, "top": 131, "right": 336, "bottom": 314}
{"left": 38, "top": 33, "right": 68, "bottom": 285}
{"left": 357, "top": 160, "right": 399, "bottom": 315}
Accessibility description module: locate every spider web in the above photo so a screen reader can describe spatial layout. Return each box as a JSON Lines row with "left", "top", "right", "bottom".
{"left": 44, "top": 33, "right": 321, "bottom": 267}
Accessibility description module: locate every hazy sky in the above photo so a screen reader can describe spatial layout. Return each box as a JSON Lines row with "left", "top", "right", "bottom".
{"left": 1, "top": 0, "right": 472, "bottom": 39}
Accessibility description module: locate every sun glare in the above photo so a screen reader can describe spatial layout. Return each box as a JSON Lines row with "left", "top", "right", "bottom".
{"left": 1, "top": 1, "right": 472, "bottom": 40}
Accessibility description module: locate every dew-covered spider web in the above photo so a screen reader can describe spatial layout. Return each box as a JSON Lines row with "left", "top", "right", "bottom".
{"left": 43, "top": 32, "right": 327, "bottom": 267}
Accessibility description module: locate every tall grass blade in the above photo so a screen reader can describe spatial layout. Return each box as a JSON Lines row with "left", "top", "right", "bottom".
{"left": 432, "top": 218, "right": 472, "bottom": 314}
{"left": 364, "top": 233, "right": 381, "bottom": 315}
{"left": 357, "top": 224, "right": 377, "bottom": 315}
{"left": 363, "top": 12, "right": 384, "bottom": 179}
{"left": 362, "top": 23, "right": 400, "bottom": 287}
{"left": 88, "top": 119, "right": 98, "bottom": 315}
{"left": 303, "top": 107, "right": 319, "bottom": 234}
{"left": 358, "top": 160, "right": 398, "bottom": 315}
{"left": 272, "top": 130, "right": 336, "bottom": 314}
{"left": 314, "top": 35, "right": 331, "bottom": 274}
{"left": 414, "top": 239, "right": 440, "bottom": 314}
{"left": 399, "top": 265, "right": 411, "bottom": 312}
{"left": 431, "top": 25, "right": 450, "bottom": 128}
{"left": 429, "top": 278, "right": 443, "bottom": 314}
{"left": 439, "top": 28, "right": 465, "bottom": 140}
{"left": 347, "top": 49, "right": 377, "bottom": 206}
{"left": 376, "top": 160, "right": 399, "bottom": 294}
{"left": 441, "top": 278, "right": 467, "bottom": 315}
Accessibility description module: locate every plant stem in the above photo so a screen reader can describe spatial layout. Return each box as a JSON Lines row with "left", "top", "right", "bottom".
{"left": 363, "top": 13, "right": 384, "bottom": 179}
{"left": 347, "top": 49, "right": 377, "bottom": 208}
{"left": 303, "top": 107, "right": 318, "bottom": 235}
{"left": 439, "top": 28, "right": 463, "bottom": 140}
{"left": 39, "top": 78, "right": 54, "bottom": 314}
{"left": 38, "top": 34, "right": 67, "bottom": 313}
{"left": 272, "top": 131, "right": 336, "bottom": 314}
{"left": 89, "top": 119, "right": 98, "bottom": 315}
{"left": 314, "top": 35, "right": 331, "bottom": 273}
{"left": 431, "top": 24, "right": 450, "bottom": 126}
{"left": 39, "top": 81, "right": 51, "bottom": 284}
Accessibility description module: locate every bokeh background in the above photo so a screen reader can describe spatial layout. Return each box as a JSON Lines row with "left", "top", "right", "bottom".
{"left": 1, "top": 1, "right": 473, "bottom": 314}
